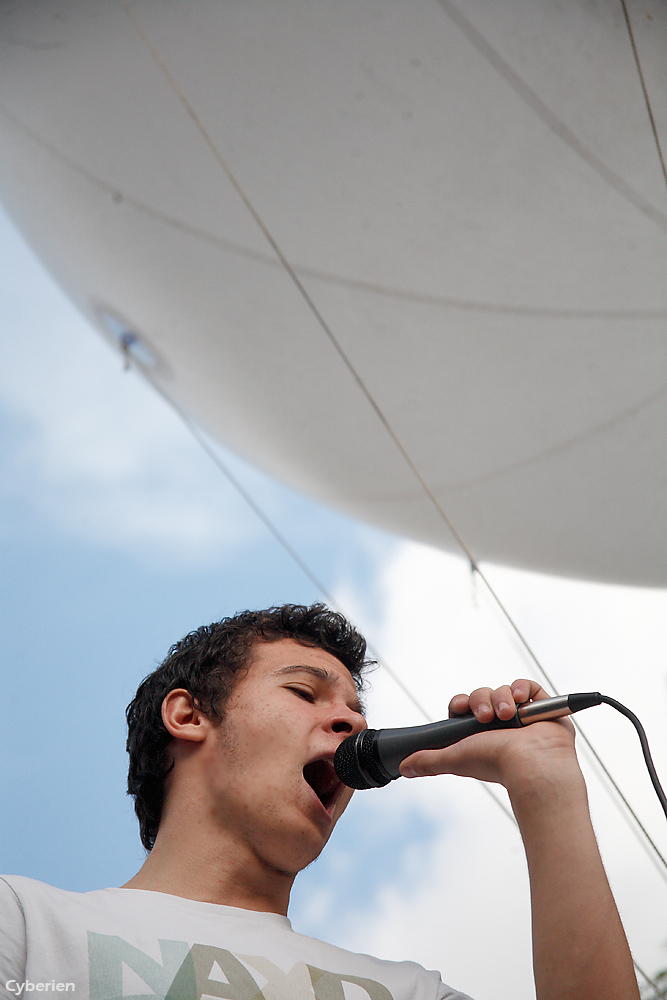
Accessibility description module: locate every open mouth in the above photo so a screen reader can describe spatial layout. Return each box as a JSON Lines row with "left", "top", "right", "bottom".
{"left": 303, "top": 758, "right": 342, "bottom": 811}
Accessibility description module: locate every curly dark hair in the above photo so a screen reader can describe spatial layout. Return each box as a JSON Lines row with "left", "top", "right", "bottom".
{"left": 126, "top": 603, "right": 372, "bottom": 851}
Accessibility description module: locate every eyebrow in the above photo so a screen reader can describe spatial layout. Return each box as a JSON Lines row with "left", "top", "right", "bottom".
{"left": 273, "top": 664, "right": 364, "bottom": 715}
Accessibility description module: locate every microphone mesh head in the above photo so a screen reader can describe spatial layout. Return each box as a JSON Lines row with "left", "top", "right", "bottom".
{"left": 334, "top": 730, "right": 390, "bottom": 790}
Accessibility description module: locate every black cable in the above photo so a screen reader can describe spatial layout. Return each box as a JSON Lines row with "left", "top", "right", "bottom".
{"left": 600, "top": 695, "right": 667, "bottom": 822}
{"left": 336, "top": 691, "right": 667, "bottom": 827}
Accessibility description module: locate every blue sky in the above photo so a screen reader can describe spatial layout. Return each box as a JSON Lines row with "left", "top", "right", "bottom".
{"left": 3, "top": 202, "right": 667, "bottom": 999}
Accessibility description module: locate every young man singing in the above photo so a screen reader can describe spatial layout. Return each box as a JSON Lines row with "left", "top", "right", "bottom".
{"left": 1, "top": 604, "right": 639, "bottom": 1000}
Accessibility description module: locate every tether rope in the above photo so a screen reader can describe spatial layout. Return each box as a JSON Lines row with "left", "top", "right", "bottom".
{"left": 123, "top": 339, "right": 667, "bottom": 883}
{"left": 119, "top": 343, "right": 667, "bottom": 997}
{"left": 118, "top": 0, "right": 667, "bottom": 882}
{"left": 124, "top": 347, "right": 667, "bottom": 999}
{"left": 619, "top": 0, "right": 667, "bottom": 190}
{"left": 438, "top": 0, "right": 667, "bottom": 229}
{"left": 125, "top": 352, "right": 517, "bottom": 826}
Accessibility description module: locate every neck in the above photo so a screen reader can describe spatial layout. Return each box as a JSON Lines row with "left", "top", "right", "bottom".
{"left": 122, "top": 818, "right": 295, "bottom": 916}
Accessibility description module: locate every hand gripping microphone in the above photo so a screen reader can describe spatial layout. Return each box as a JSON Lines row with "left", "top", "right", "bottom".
{"left": 334, "top": 692, "right": 604, "bottom": 790}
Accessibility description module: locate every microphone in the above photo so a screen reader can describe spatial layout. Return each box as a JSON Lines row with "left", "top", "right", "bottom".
{"left": 334, "top": 692, "right": 603, "bottom": 789}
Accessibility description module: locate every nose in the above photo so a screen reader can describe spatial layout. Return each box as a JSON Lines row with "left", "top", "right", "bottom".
{"left": 326, "top": 705, "right": 366, "bottom": 737}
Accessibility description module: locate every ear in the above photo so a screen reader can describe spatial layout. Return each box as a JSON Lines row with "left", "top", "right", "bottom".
{"left": 161, "top": 689, "right": 212, "bottom": 743}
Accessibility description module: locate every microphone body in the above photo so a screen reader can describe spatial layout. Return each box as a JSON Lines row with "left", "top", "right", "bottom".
{"left": 334, "top": 692, "right": 603, "bottom": 790}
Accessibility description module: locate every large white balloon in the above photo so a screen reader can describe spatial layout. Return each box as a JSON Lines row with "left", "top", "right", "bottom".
{"left": 0, "top": 0, "right": 665, "bottom": 583}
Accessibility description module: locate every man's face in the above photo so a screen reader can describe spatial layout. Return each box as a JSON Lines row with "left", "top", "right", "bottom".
{"left": 199, "top": 638, "right": 366, "bottom": 876}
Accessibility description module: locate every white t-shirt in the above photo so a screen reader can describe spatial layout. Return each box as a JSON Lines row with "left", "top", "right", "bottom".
{"left": 0, "top": 877, "right": 472, "bottom": 1000}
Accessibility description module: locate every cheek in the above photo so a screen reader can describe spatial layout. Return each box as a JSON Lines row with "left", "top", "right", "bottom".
{"left": 214, "top": 708, "right": 299, "bottom": 783}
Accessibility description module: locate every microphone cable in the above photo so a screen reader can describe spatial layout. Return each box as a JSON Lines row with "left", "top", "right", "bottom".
{"left": 599, "top": 695, "right": 667, "bottom": 821}
{"left": 335, "top": 692, "right": 667, "bottom": 823}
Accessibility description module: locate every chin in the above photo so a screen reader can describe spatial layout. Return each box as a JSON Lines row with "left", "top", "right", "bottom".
{"left": 262, "top": 827, "right": 332, "bottom": 878}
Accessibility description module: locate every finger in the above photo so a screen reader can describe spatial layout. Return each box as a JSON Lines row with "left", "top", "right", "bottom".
{"left": 449, "top": 680, "right": 551, "bottom": 721}
{"left": 467, "top": 687, "right": 496, "bottom": 722}
{"left": 510, "top": 679, "right": 550, "bottom": 705}
{"left": 448, "top": 693, "right": 471, "bottom": 718}
{"left": 490, "top": 685, "right": 517, "bottom": 721}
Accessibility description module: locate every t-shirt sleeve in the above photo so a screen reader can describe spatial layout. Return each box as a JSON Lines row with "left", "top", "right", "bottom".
{"left": 434, "top": 973, "right": 475, "bottom": 1000}
{"left": 411, "top": 962, "right": 474, "bottom": 1000}
{"left": 0, "top": 878, "right": 28, "bottom": 989}
{"left": 437, "top": 985, "right": 475, "bottom": 1000}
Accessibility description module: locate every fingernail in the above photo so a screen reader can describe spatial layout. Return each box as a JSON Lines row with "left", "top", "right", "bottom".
{"left": 498, "top": 701, "right": 511, "bottom": 713}
{"left": 402, "top": 766, "right": 417, "bottom": 778}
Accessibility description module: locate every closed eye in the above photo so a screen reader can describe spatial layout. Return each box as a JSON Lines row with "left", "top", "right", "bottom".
{"left": 287, "top": 686, "right": 315, "bottom": 703}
